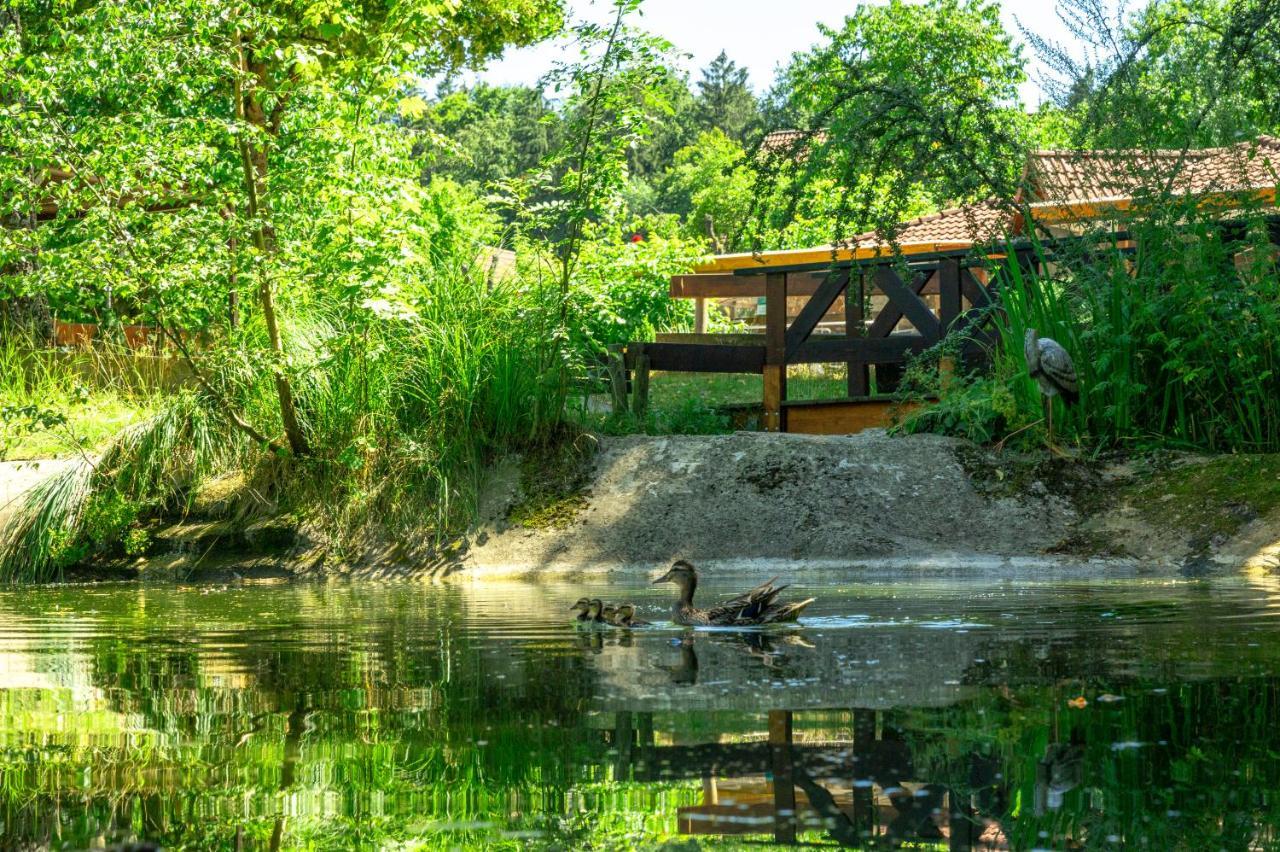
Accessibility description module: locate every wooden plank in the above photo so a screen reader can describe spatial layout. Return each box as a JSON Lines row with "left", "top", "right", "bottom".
{"left": 873, "top": 267, "right": 942, "bottom": 342}
{"left": 866, "top": 270, "right": 929, "bottom": 338}
{"left": 640, "top": 342, "right": 764, "bottom": 373}
{"left": 764, "top": 272, "right": 788, "bottom": 432}
{"left": 694, "top": 297, "right": 706, "bottom": 334}
{"left": 670, "top": 271, "right": 827, "bottom": 299}
{"left": 691, "top": 240, "right": 975, "bottom": 273}
{"left": 783, "top": 399, "right": 920, "bottom": 435}
{"left": 939, "top": 258, "right": 961, "bottom": 333}
{"left": 784, "top": 269, "right": 850, "bottom": 360}
{"left": 792, "top": 334, "right": 930, "bottom": 365}
{"left": 654, "top": 332, "right": 762, "bottom": 345}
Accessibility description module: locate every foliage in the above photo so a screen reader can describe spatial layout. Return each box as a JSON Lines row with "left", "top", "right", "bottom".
{"left": 565, "top": 218, "right": 703, "bottom": 353}
{"left": 1027, "top": 0, "right": 1280, "bottom": 149}
{"left": 694, "top": 51, "right": 761, "bottom": 146}
{"left": 755, "top": 0, "right": 1028, "bottom": 248}
{"left": 417, "top": 83, "right": 564, "bottom": 187}
{"left": 903, "top": 204, "right": 1280, "bottom": 454}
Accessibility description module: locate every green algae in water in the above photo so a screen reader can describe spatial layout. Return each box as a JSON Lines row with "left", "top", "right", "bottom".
{"left": 2, "top": 577, "right": 1280, "bottom": 850}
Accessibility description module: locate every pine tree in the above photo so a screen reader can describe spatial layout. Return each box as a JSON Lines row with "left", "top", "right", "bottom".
{"left": 695, "top": 51, "right": 760, "bottom": 143}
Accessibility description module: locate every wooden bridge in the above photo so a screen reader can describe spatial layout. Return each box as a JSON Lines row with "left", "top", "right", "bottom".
{"left": 618, "top": 242, "right": 1018, "bottom": 435}
{"left": 614, "top": 216, "right": 1280, "bottom": 435}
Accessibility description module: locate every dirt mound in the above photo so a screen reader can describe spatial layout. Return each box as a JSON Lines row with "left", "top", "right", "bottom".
{"left": 458, "top": 430, "right": 1086, "bottom": 577}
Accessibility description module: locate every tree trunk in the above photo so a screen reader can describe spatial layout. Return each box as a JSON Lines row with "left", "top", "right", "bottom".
{"left": 234, "top": 31, "right": 309, "bottom": 456}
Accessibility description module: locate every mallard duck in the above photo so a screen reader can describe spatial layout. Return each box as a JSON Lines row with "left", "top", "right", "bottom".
{"left": 613, "top": 604, "right": 651, "bottom": 628}
{"left": 652, "top": 560, "right": 815, "bottom": 626}
{"left": 600, "top": 603, "right": 619, "bottom": 624}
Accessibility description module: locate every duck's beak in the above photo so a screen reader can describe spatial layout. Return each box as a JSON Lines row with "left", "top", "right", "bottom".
{"left": 652, "top": 570, "right": 673, "bottom": 584}
{"left": 568, "top": 604, "right": 580, "bottom": 611}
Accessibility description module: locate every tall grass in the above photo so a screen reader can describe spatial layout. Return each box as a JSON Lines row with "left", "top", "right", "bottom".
{"left": 897, "top": 206, "right": 1280, "bottom": 453}
{"left": 992, "top": 210, "right": 1280, "bottom": 451}
{"left": 0, "top": 259, "right": 568, "bottom": 582}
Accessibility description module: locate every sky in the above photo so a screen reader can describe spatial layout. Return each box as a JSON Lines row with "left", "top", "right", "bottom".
{"left": 470, "top": 1, "right": 1083, "bottom": 107}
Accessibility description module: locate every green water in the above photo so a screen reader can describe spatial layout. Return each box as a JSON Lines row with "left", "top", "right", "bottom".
{"left": 2, "top": 573, "right": 1280, "bottom": 850}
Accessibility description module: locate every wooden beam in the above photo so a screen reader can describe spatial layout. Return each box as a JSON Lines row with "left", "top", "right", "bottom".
{"left": 866, "top": 271, "right": 929, "bottom": 338}
{"left": 793, "top": 334, "right": 931, "bottom": 364}
{"left": 670, "top": 271, "right": 828, "bottom": 299}
{"left": 783, "top": 398, "right": 920, "bottom": 435}
{"left": 846, "top": 272, "right": 868, "bottom": 397}
{"left": 872, "top": 267, "right": 942, "bottom": 342}
{"left": 764, "top": 272, "right": 787, "bottom": 432}
{"left": 784, "top": 269, "right": 850, "bottom": 360}
{"left": 939, "top": 258, "right": 961, "bottom": 333}
{"left": 691, "top": 240, "right": 976, "bottom": 274}
{"left": 769, "top": 711, "right": 796, "bottom": 845}
{"left": 637, "top": 342, "right": 765, "bottom": 373}
{"left": 654, "top": 332, "right": 762, "bottom": 345}
{"left": 960, "top": 267, "right": 994, "bottom": 309}
{"left": 693, "top": 297, "right": 706, "bottom": 333}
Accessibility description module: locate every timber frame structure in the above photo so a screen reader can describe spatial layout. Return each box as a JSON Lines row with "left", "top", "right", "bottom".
{"left": 618, "top": 216, "right": 1280, "bottom": 436}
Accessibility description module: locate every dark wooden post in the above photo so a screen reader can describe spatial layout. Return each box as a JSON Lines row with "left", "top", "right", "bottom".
{"left": 851, "top": 708, "right": 876, "bottom": 838}
{"left": 764, "top": 272, "right": 788, "bottom": 432}
{"left": 614, "top": 711, "right": 634, "bottom": 780}
{"left": 939, "top": 258, "right": 961, "bottom": 334}
{"left": 769, "top": 710, "right": 797, "bottom": 844}
{"left": 631, "top": 343, "right": 651, "bottom": 417}
{"left": 846, "top": 271, "right": 867, "bottom": 397}
{"left": 607, "top": 344, "right": 627, "bottom": 413}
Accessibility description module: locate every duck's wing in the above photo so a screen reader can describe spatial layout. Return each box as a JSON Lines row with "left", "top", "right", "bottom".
{"left": 721, "top": 576, "right": 780, "bottom": 606}
{"left": 760, "top": 598, "right": 816, "bottom": 624}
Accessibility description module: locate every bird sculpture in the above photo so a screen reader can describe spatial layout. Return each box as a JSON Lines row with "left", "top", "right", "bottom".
{"left": 1024, "top": 327, "right": 1079, "bottom": 446}
{"left": 652, "top": 560, "right": 814, "bottom": 626}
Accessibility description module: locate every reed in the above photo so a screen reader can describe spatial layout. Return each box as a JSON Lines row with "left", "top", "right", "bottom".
{"left": 992, "top": 210, "right": 1280, "bottom": 452}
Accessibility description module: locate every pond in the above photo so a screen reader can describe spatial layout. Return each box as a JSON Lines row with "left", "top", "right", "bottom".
{"left": 1, "top": 571, "right": 1279, "bottom": 850}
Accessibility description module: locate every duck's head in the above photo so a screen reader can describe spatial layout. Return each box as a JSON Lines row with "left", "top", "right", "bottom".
{"left": 601, "top": 604, "right": 618, "bottom": 622}
{"left": 569, "top": 597, "right": 591, "bottom": 614}
{"left": 587, "top": 598, "right": 604, "bottom": 618}
{"left": 653, "top": 559, "right": 697, "bottom": 586}
{"left": 615, "top": 604, "right": 635, "bottom": 623}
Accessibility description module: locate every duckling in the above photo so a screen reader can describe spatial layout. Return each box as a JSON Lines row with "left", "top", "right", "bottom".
{"left": 600, "top": 603, "right": 619, "bottom": 625}
{"left": 613, "top": 604, "right": 651, "bottom": 628}
{"left": 569, "top": 597, "right": 593, "bottom": 622}
{"left": 652, "top": 560, "right": 814, "bottom": 627}
{"left": 586, "top": 598, "right": 608, "bottom": 624}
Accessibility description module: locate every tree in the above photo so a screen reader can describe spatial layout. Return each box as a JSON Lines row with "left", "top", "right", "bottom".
{"left": 694, "top": 51, "right": 760, "bottom": 144}
{"left": 756, "top": 0, "right": 1027, "bottom": 248}
{"left": 3, "top": 0, "right": 564, "bottom": 455}
{"left": 418, "top": 84, "right": 564, "bottom": 187}
{"left": 1024, "top": 0, "right": 1280, "bottom": 150}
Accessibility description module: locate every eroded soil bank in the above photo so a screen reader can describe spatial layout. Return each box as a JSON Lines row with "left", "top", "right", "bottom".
{"left": 9, "top": 431, "right": 1279, "bottom": 581}
{"left": 456, "top": 431, "right": 1280, "bottom": 579}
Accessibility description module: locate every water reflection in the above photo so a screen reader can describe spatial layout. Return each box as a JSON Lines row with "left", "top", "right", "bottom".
{"left": 0, "top": 576, "right": 1278, "bottom": 849}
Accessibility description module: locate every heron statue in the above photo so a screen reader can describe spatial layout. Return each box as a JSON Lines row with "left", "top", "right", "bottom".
{"left": 1024, "top": 327, "right": 1079, "bottom": 445}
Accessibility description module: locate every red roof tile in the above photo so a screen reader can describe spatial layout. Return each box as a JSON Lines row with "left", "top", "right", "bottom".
{"left": 1027, "top": 136, "right": 1280, "bottom": 204}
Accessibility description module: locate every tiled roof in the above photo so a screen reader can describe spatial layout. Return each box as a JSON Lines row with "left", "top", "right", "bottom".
{"left": 851, "top": 200, "right": 1013, "bottom": 247}
{"left": 759, "top": 129, "right": 828, "bottom": 154}
{"left": 1027, "top": 136, "right": 1280, "bottom": 204}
